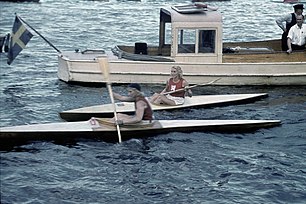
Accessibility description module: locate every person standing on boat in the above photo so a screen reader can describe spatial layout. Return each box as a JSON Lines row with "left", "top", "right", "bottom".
{"left": 276, "top": 4, "right": 304, "bottom": 51}
{"left": 287, "top": 15, "right": 306, "bottom": 53}
{"left": 112, "top": 83, "right": 154, "bottom": 125}
{"left": 150, "top": 66, "right": 192, "bottom": 106}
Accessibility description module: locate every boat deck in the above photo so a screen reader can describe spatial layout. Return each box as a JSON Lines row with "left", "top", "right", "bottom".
{"left": 223, "top": 40, "right": 306, "bottom": 63}
{"left": 222, "top": 52, "right": 306, "bottom": 63}
{"left": 114, "top": 39, "right": 306, "bottom": 63}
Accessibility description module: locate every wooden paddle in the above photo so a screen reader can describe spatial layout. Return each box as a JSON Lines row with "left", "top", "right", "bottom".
{"left": 97, "top": 58, "right": 122, "bottom": 143}
{"left": 95, "top": 117, "right": 155, "bottom": 128}
{"left": 162, "top": 78, "right": 221, "bottom": 95}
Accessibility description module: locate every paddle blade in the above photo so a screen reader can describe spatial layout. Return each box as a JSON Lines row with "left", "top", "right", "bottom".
{"left": 97, "top": 58, "right": 110, "bottom": 82}
{"left": 97, "top": 57, "right": 122, "bottom": 143}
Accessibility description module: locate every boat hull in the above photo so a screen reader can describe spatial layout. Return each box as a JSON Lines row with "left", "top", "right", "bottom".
{"left": 60, "top": 93, "right": 268, "bottom": 121}
{"left": 57, "top": 6, "right": 306, "bottom": 86}
{"left": 57, "top": 50, "right": 306, "bottom": 86}
{"left": 0, "top": 119, "right": 281, "bottom": 143}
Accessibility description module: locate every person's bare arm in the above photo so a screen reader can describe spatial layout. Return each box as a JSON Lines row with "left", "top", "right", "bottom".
{"left": 113, "top": 92, "right": 134, "bottom": 102}
{"left": 183, "top": 80, "right": 193, "bottom": 97}
{"left": 124, "top": 101, "right": 146, "bottom": 124}
{"left": 287, "top": 37, "right": 293, "bottom": 53}
{"left": 160, "top": 80, "right": 169, "bottom": 94}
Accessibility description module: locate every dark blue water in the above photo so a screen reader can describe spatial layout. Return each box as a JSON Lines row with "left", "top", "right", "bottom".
{"left": 1, "top": 0, "right": 306, "bottom": 203}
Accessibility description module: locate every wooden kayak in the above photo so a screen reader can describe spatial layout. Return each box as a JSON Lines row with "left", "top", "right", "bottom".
{"left": 0, "top": 118, "right": 281, "bottom": 143}
{"left": 60, "top": 93, "right": 268, "bottom": 121}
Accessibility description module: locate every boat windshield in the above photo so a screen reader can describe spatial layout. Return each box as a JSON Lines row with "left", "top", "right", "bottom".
{"left": 177, "top": 29, "right": 216, "bottom": 54}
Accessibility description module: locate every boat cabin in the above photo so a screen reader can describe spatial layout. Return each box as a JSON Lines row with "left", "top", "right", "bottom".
{"left": 114, "top": 5, "right": 304, "bottom": 64}
{"left": 158, "top": 5, "right": 223, "bottom": 63}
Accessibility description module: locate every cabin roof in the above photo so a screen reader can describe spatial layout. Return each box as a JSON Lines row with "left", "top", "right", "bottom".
{"left": 160, "top": 5, "right": 222, "bottom": 23}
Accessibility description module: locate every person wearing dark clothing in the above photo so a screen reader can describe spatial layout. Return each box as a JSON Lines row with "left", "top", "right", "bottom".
{"left": 276, "top": 4, "right": 304, "bottom": 51}
{"left": 112, "top": 83, "right": 154, "bottom": 125}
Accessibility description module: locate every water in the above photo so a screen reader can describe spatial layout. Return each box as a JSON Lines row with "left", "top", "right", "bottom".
{"left": 1, "top": 0, "right": 306, "bottom": 203}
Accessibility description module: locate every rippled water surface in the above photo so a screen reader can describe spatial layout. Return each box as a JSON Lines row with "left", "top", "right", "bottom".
{"left": 1, "top": 0, "right": 306, "bottom": 203}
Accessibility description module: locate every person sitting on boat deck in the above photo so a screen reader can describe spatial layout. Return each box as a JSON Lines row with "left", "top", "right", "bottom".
{"left": 286, "top": 15, "right": 306, "bottom": 53}
{"left": 276, "top": 4, "right": 304, "bottom": 51}
{"left": 112, "top": 83, "right": 154, "bottom": 125}
{"left": 149, "top": 66, "right": 192, "bottom": 106}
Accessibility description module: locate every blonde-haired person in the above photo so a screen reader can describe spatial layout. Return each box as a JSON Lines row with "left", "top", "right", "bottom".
{"left": 150, "top": 66, "right": 192, "bottom": 106}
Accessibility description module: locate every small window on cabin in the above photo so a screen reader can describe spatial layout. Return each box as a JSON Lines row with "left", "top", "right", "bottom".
{"left": 198, "top": 30, "right": 215, "bottom": 53}
{"left": 177, "top": 29, "right": 195, "bottom": 53}
{"left": 165, "top": 23, "right": 172, "bottom": 45}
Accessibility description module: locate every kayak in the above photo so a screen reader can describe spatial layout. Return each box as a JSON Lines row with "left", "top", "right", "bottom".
{"left": 60, "top": 93, "right": 268, "bottom": 121}
{"left": 0, "top": 117, "right": 281, "bottom": 143}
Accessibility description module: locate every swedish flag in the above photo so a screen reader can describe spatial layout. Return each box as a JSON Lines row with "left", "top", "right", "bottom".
{"left": 7, "top": 16, "right": 34, "bottom": 65}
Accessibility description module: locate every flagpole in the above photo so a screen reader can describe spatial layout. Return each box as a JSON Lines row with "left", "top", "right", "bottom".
{"left": 16, "top": 14, "right": 61, "bottom": 53}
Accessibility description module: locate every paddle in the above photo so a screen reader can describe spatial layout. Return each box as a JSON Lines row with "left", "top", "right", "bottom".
{"left": 97, "top": 58, "right": 122, "bottom": 143}
{"left": 162, "top": 78, "right": 221, "bottom": 95}
{"left": 94, "top": 117, "right": 155, "bottom": 127}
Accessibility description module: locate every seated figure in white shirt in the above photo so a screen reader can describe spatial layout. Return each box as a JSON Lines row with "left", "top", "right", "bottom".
{"left": 287, "top": 15, "right": 306, "bottom": 53}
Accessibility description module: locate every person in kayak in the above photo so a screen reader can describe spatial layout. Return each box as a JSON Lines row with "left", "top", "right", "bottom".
{"left": 149, "top": 66, "right": 192, "bottom": 106}
{"left": 112, "top": 83, "right": 154, "bottom": 125}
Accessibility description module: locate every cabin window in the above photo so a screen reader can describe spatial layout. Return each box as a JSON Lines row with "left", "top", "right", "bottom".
{"left": 198, "top": 30, "right": 215, "bottom": 53}
{"left": 177, "top": 29, "right": 216, "bottom": 54}
{"left": 165, "top": 23, "right": 172, "bottom": 45}
{"left": 177, "top": 29, "right": 196, "bottom": 53}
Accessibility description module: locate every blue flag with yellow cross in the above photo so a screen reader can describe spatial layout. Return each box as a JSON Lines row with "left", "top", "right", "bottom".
{"left": 7, "top": 16, "right": 34, "bottom": 65}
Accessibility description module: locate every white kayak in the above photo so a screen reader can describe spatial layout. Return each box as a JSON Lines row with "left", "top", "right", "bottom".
{"left": 60, "top": 93, "right": 268, "bottom": 121}
{"left": 0, "top": 117, "right": 281, "bottom": 143}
